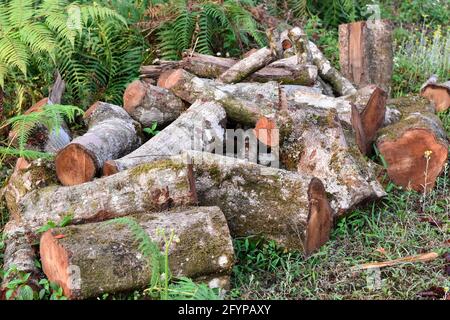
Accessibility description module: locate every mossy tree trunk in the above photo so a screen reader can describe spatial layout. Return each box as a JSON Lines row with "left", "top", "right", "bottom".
{"left": 178, "top": 52, "right": 317, "bottom": 85}
{"left": 275, "top": 107, "right": 386, "bottom": 215}
{"left": 39, "top": 206, "right": 234, "bottom": 300}
{"left": 218, "top": 47, "right": 276, "bottom": 83}
{"left": 1, "top": 221, "right": 40, "bottom": 294}
{"left": 158, "top": 69, "right": 277, "bottom": 125}
{"left": 17, "top": 158, "right": 197, "bottom": 232}
{"left": 3, "top": 158, "right": 57, "bottom": 220}
{"left": 171, "top": 151, "right": 334, "bottom": 254}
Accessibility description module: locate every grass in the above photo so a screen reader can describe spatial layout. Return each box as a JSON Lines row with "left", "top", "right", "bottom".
{"left": 230, "top": 164, "right": 449, "bottom": 300}
{"left": 392, "top": 25, "right": 449, "bottom": 98}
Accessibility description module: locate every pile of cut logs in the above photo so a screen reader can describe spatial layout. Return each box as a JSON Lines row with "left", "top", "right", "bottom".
{"left": 1, "top": 23, "right": 448, "bottom": 300}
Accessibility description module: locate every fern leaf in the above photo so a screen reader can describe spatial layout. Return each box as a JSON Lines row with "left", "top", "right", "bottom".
{"left": 19, "top": 23, "right": 56, "bottom": 59}
{"left": 0, "top": 147, "right": 53, "bottom": 160}
{"left": 0, "top": 33, "right": 29, "bottom": 75}
{"left": 196, "top": 11, "right": 214, "bottom": 55}
{"left": 7, "top": 0, "right": 33, "bottom": 28}
{"left": 107, "top": 217, "right": 164, "bottom": 288}
{"left": 0, "top": 61, "right": 6, "bottom": 88}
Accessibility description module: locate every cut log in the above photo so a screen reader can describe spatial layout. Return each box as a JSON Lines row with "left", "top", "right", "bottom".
{"left": 103, "top": 100, "right": 226, "bottom": 175}
{"left": 3, "top": 157, "right": 57, "bottom": 220}
{"left": 376, "top": 96, "right": 449, "bottom": 192}
{"left": 256, "top": 85, "right": 387, "bottom": 154}
{"left": 420, "top": 76, "right": 450, "bottom": 112}
{"left": 260, "top": 26, "right": 355, "bottom": 96}
{"left": 139, "top": 60, "right": 180, "bottom": 80}
{"left": 276, "top": 107, "right": 386, "bottom": 214}
{"left": 339, "top": 20, "right": 393, "bottom": 94}
{"left": 172, "top": 151, "right": 334, "bottom": 252}
{"left": 17, "top": 158, "right": 197, "bottom": 232}
{"left": 305, "top": 178, "right": 334, "bottom": 255}
{"left": 308, "top": 40, "right": 357, "bottom": 96}
{"left": 158, "top": 69, "right": 276, "bottom": 125}
{"left": 218, "top": 46, "right": 276, "bottom": 83}
{"left": 55, "top": 102, "right": 142, "bottom": 186}
{"left": 1, "top": 221, "right": 40, "bottom": 294}
{"left": 39, "top": 206, "right": 234, "bottom": 299}
{"left": 8, "top": 98, "right": 72, "bottom": 153}
{"left": 180, "top": 52, "right": 318, "bottom": 85}
{"left": 123, "top": 80, "right": 186, "bottom": 127}
{"left": 280, "top": 84, "right": 386, "bottom": 129}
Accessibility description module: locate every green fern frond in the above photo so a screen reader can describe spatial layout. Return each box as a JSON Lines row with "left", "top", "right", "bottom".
{"left": 107, "top": 217, "right": 164, "bottom": 288}
{"left": 7, "top": 0, "right": 34, "bottom": 28}
{"left": 174, "top": 9, "right": 195, "bottom": 52}
{"left": 290, "top": 0, "right": 309, "bottom": 18}
{"left": 168, "top": 277, "right": 221, "bottom": 300}
{"left": 19, "top": 23, "right": 56, "bottom": 59}
{"left": 0, "top": 34, "right": 29, "bottom": 75}
{"left": 0, "top": 147, "right": 53, "bottom": 160}
{"left": 43, "top": 11, "right": 78, "bottom": 46}
{"left": 80, "top": 3, "right": 127, "bottom": 26}
{"left": 5, "top": 104, "right": 83, "bottom": 150}
{"left": 224, "top": 1, "right": 266, "bottom": 48}
{"left": 158, "top": 24, "right": 180, "bottom": 60}
{"left": 0, "top": 61, "right": 6, "bottom": 88}
{"left": 196, "top": 11, "right": 214, "bottom": 55}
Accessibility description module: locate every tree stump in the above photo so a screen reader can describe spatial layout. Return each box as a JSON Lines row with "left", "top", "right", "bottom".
{"left": 339, "top": 20, "right": 393, "bottom": 95}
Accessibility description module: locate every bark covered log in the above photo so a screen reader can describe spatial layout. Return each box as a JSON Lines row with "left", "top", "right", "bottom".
{"left": 308, "top": 40, "right": 357, "bottom": 96}
{"left": 3, "top": 157, "right": 57, "bottom": 220}
{"left": 420, "top": 76, "right": 450, "bottom": 112}
{"left": 123, "top": 80, "right": 186, "bottom": 127}
{"left": 55, "top": 102, "right": 142, "bottom": 186}
{"left": 339, "top": 20, "right": 393, "bottom": 94}
{"left": 275, "top": 107, "right": 386, "bottom": 215}
{"left": 180, "top": 52, "right": 317, "bottom": 85}
{"left": 139, "top": 60, "right": 180, "bottom": 80}
{"left": 280, "top": 84, "right": 386, "bottom": 129}
{"left": 39, "top": 206, "right": 234, "bottom": 299}
{"left": 16, "top": 158, "right": 197, "bottom": 232}
{"left": 1, "top": 221, "right": 40, "bottom": 294}
{"left": 218, "top": 47, "right": 275, "bottom": 83}
{"left": 159, "top": 69, "right": 276, "bottom": 125}
{"left": 103, "top": 100, "right": 226, "bottom": 175}
{"left": 173, "top": 151, "right": 334, "bottom": 253}
{"left": 288, "top": 27, "right": 313, "bottom": 64}
{"left": 376, "top": 96, "right": 449, "bottom": 192}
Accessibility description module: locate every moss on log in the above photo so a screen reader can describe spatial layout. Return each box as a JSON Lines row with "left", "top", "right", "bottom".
{"left": 40, "top": 206, "right": 234, "bottom": 299}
